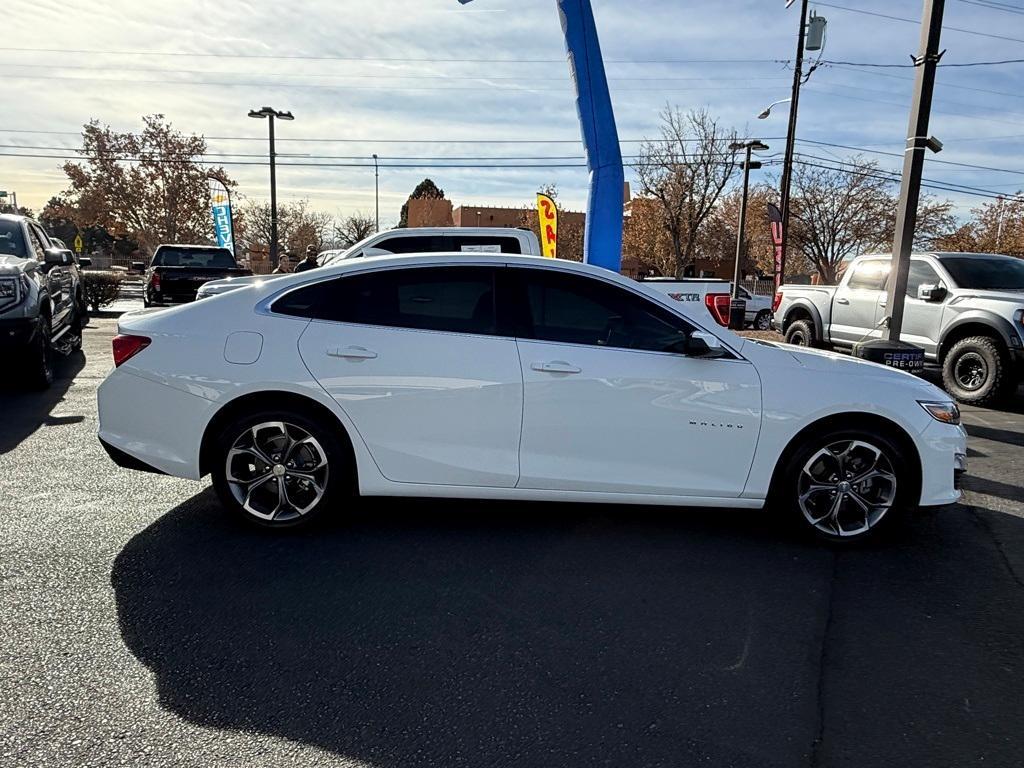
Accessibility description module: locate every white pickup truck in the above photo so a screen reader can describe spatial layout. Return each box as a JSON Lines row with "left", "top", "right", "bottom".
{"left": 638, "top": 277, "right": 774, "bottom": 329}
{"left": 774, "top": 252, "right": 1024, "bottom": 405}
{"left": 196, "top": 227, "right": 541, "bottom": 299}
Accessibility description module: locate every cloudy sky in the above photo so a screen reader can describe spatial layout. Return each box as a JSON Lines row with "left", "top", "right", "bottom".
{"left": 3, "top": 0, "right": 1023, "bottom": 225}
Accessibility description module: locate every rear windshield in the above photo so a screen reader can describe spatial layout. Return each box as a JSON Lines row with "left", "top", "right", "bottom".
{"left": 0, "top": 220, "right": 27, "bottom": 258}
{"left": 940, "top": 256, "right": 1024, "bottom": 290}
{"left": 153, "top": 247, "right": 236, "bottom": 268}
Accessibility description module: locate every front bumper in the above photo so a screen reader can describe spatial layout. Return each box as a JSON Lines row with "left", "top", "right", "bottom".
{"left": 0, "top": 317, "right": 41, "bottom": 350}
{"left": 917, "top": 419, "right": 968, "bottom": 507}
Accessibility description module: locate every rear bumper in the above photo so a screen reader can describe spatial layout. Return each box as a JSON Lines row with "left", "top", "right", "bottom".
{"left": 0, "top": 317, "right": 40, "bottom": 350}
{"left": 97, "top": 368, "right": 216, "bottom": 479}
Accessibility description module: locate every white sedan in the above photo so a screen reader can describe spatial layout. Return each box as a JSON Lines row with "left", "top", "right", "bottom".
{"left": 97, "top": 254, "right": 966, "bottom": 542}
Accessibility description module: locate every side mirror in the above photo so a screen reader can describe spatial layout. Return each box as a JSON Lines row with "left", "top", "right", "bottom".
{"left": 78, "top": 257, "right": 92, "bottom": 268}
{"left": 687, "top": 330, "right": 726, "bottom": 359}
{"left": 132, "top": 261, "right": 146, "bottom": 272}
{"left": 917, "top": 283, "right": 947, "bottom": 302}
{"left": 43, "top": 248, "right": 72, "bottom": 267}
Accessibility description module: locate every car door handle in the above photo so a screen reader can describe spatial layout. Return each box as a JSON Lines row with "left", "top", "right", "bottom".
{"left": 836, "top": 297, "right": 850, "bottom": 305}
{"left": 531, "top": 360, "right": 581, "bottom": 374}
{"left": 328, "top": 345, "right": 377, "bottom": 360}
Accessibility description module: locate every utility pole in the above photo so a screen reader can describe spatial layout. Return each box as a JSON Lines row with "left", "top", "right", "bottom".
{"left": 729, "top": 141, "right": 769, "bottom": 300}
{"left": 373, "top": 154, "right": 380, "bottom": 232}
{"left": 777, "top": 0, "right": 810, "bottom": 289}
{"left": 885, "top": 0, "right": 945, "bottom": 341}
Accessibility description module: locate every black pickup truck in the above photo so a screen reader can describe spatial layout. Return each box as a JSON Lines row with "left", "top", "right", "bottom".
{"left": 143, "top": 244, "right": 251, "bottom": 307}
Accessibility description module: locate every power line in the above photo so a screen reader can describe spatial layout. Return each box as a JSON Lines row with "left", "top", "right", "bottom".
{"left": 824, "top": 62, "right": 1024, "bottom": 100}
{"left": 814, "top": 1, "right": 1024, "bottom": 44}
{"left": 0, "top": 47, "right": 783, "bottom": 66}
{"left": 954, "top": 0, "right": 1024, "bottom": 16}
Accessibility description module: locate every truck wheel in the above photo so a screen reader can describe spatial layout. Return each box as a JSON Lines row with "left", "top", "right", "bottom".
{"left": 784, "top": 319, "right": 818, "bottom": 347}
{"left": 24, "top": 315, "right": 54, "bottom": 390}
{"left": 942, "top": 336, "right": 1007, "bottom": 407}
{"left": 754, "top": 310, "right": 773, "bottom": 331}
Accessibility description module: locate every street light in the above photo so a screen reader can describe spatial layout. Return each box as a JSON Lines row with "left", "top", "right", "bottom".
{"left": 728, "top": 140, "right": 770, "bottom": 302}
{"left": 757, "top": 98, "right": 791, "bottom": 120}
{"left": 248, "top": 106, "right": 294, "bottom": 267}
{"left": 372, "top": 153, "right": 380, "bottom": 232}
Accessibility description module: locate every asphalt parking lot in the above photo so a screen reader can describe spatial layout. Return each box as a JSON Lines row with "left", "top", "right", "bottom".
{"left": 2, "top": 318, "right": 1023, "bottom": 768}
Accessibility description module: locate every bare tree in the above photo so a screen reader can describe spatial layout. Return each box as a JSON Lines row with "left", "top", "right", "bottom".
{"left": 634, "top": 107, "right": 739, "bottom": 277}
{"left": 238, "top": 199, "right": 334, "bottom": 257}
{"left": 334, "top": 212, "right": 377, "bottom": 248}
{"left": 787, "top": 158, "right": 955, "bottom": 284}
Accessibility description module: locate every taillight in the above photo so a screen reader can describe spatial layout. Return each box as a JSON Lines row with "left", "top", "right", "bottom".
{"left": 704, "top": 293, "right": 731, "bottom": 327}
{"left": 150, "top": 271, "right": 161, "bottom": 291}
{"left": 772, "top": 291, "right": 784, "bottom": 313}
{"left": 112, "top": 334, "right": 151, "bottom": 367}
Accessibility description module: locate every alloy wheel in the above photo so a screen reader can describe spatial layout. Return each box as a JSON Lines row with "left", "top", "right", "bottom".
{"left": 225, "top": 421, "right": 329, "bottom": 522}
{"left": 797, "top": 439, "right": 897, "bottom": 538}
{"left": 953, "top": 352, "right": 987, "bottom": 391}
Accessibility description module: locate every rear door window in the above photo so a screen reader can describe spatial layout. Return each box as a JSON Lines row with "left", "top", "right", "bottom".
{"left": 845, "top": 260, "right": 890, "bottom": 290}
{"left": 443, "top": 235, "right": 523, "bottom": 254}
{"left": 273, "top": 266, "right": 499, "bottom": 336}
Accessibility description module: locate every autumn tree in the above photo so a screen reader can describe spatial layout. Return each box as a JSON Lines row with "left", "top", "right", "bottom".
{"left": 334, "top": 212, "right": 377, "bottom": 247}
{"left": 59, "top": 114, "right": 233, "bottom": 253}
{"left": 634, "top": 107, "right": 739, "bottom": 277}
{"left": 786, "top": 158, "right": 955, "bottom": 284}
{"left": 932, "top": 193, "right": 1024, "bottom": 259}
{"left": 622, "top": 196, "right": 674, "bottom": 275}
{"left": 398, "top": 178, "right": 445, "bottom": 227}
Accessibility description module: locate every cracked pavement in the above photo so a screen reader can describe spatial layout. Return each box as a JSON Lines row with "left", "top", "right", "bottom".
{"left": 1, "top": 318, "right": 1022, "bottom": 767}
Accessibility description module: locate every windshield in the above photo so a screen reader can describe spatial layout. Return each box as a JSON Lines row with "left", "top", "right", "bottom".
{"left": 0, "top": 220, "right": 27, "bottom": 258}
{"left": 153, "top": 247, "right": 237, "bottom": 268}
{"left": 940, "top": 255, "right": 1024, "bottom": 290}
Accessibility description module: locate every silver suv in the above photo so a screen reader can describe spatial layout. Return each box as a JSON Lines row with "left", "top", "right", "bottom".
{"left": 0, "top": 214, "right": 88, "bottom": 388}
{"left": 774, "top": 252, "right": 1024, "bottom": 405}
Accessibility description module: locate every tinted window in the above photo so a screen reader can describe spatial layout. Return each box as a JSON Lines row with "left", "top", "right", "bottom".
{"left": 26, "top": 225, "right": 47, "bottom": 261}
{"left": 846, "top": 260, "right": 890, "bottom": 290}
{"left": 0, "top": 221, "right": 27, "bottom": 258}
{"left": 905, "top": 261, "right": 942, "bottom": 297}
{"left": 376, "top": 236, "right": 438, "bottom": 254}
{"left": 153, "top": 247, "right": 236, "bottom": 268}
{"left": 940, "top": 256, "right": 1024, "bottom": 290}
{"left": 516, "top": 269, "right": 690, "bottom": 352}
{"left": 274, "top": 267, "right": 498, "bottom": 335}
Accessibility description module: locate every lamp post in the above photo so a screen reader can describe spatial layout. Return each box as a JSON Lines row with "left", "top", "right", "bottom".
{"left": 757, "top": 98, "right": 791, "bottom": 120}
{"left": 728, "top": 141, "right": 769, "bottom": 300}
{"left": 372, "top": 153, "right": 380, "bottom": 232}
{"left": 248, "top": 106, "right": 294, "bottom": 267}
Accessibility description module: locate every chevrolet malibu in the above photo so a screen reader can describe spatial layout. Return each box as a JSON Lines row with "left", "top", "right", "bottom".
{"left": 97, "top": 254, "right": 967, "bottom": 542}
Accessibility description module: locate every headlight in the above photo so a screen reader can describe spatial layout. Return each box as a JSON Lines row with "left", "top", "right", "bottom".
{"left": 919, "top": 400, "right": 961, "bottom": 425}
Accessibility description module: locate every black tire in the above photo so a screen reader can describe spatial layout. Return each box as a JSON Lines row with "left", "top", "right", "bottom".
{"left": 778, "top": 428, "right": 911, "bottom": 544}
{"left": 941, "top": 336, "right": 1008, "bottom": 407}
{"left": 24, "top": 315, "right": 54, "bottom": 390}
{"left": 754, "top": 310, "right": 773, "bottom": 331}
{"left": 67, "top": 309, "right": 83, "bottom": 353}
{"left": 211, "top": 408, "right": 352, "bottom": 529}
{"left": 784, "top": 318, "right": 818, "bottom": 347}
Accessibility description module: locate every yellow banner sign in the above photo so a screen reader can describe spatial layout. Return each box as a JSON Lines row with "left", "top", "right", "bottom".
{"left": 536, "top": 192, "right": 558, "bottom": 258}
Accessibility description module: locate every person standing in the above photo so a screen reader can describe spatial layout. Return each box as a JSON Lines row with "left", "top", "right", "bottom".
{"left": 294, "top": 245, "right": 320, "bottom": 273}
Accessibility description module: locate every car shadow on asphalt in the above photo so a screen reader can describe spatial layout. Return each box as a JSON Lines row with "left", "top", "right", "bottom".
{"left": 964, "top": 422, "right": 1024, "bottom": 448}
{"left": 0, "top": 350, "right": 86, "bottom": 455}
{"left": 110, "top": 491, "right": 1024, "bottom": 767}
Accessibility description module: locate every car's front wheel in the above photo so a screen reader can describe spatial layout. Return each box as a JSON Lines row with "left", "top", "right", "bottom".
{"left": 212, "top": 410, "right": 350, "bottom": 528}
{"left": 24, "top": 315, "right": 54, "bottom": 390}
{"left": 780, "top": 429, "right": 910, "bottom": 543}
{"left": 941, "top": 335, "right": 1008, "bottom": 407}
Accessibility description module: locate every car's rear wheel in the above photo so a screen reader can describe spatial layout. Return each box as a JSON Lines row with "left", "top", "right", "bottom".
{"left": 754, "top": 310, "right": 772, "bottom": 331}
{"left": 212, "top": 410, "right": 350, "bottom": 528}
{"left": 780, "top": 429, "right": 910, "bottom": 543}
{"left": 784, "top": 318, "right": 818, "bottom": 347}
